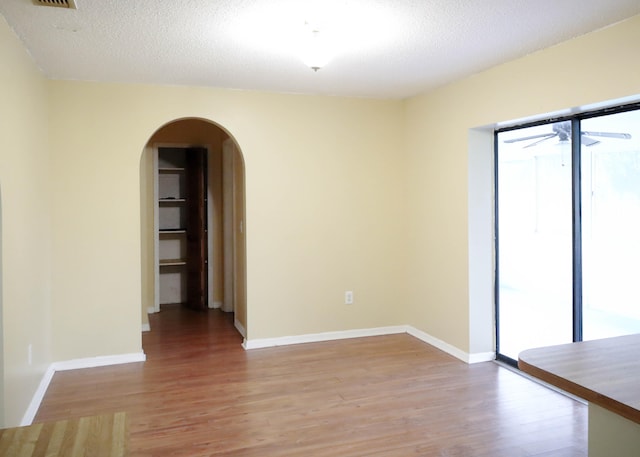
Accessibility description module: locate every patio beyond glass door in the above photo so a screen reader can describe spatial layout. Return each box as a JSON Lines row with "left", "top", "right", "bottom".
{"left": 496, "top": 123, "right": 574, "bottom": 361}
{"left": 581, "top": 110, "right": 640, "bottom": 341}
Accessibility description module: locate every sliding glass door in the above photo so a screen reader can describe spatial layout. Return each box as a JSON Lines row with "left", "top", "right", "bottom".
{"left": 496, "top": 105, "right": 640, "bottom": 363}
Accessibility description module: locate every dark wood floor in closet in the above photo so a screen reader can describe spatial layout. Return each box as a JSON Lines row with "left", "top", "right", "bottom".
{"left": 35, "top": 306, "right": 586, "bottom": 456}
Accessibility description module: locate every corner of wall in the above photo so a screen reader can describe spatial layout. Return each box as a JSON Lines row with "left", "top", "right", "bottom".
{"left": 467, "top": 128, "right": 496, "bottom": 356}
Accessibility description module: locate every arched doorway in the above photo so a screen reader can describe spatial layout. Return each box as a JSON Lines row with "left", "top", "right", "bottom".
{"left": 139, "top": 118, "right": 247, "bottom": 338}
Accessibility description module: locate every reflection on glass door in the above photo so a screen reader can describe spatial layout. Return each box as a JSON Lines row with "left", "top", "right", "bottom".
{"left": 496, "top": 123, "right": 574, "bottom": 361}
{"left": 581, "top": 110, "right": 640, "bottom": 340}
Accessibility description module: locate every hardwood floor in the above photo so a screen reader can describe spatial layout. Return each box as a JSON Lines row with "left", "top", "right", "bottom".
{"left": 35, "top": 307, "right": 587, "bottom": 456}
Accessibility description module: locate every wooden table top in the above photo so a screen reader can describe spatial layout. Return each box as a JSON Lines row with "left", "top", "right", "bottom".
{"left": 519, "top": 333, "right": 640, "bottom": 425}
{"left": 0, "top": 412, "right": 128, "bottom": 456}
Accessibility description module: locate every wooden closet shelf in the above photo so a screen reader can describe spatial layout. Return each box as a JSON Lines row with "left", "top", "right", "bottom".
{"left": 159, "top": 259, "right": 187, "bottom": 267}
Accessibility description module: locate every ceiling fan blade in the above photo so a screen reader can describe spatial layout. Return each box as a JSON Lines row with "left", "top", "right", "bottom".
{"left": 523, "top": 133, "right": 559, "bottom": 148}
{"left": 581, "top": 130, "right": 632, "bottom": 139}
{"left": 503, "top": 133, "right": 556, "bottom": 143}
{"left": 581, "top": 135, "right": 600, "bottom": 147}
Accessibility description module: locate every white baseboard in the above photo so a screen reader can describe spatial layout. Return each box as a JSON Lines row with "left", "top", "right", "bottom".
{"left": 467, "top": 351, "right": 496, "bottom": 364}
{"left": 21, "top": 365, "right": 56, "bottom": 426}
{"left": 141, "top": 323, "right": 151, "bottom": 332}
{"left": 405, "top": 326, "right": 494, "bottom": 364}
{"left": 234, "top": 319, "right": 246, "bottom": 338}
{"left": 210, "top": 301, "right": 223, "bottom": 309}
{"left": 242, "top": 326, "right": 407, "bottom": 350}
{"left": 53, "top": 352, "right": 146, "bottom": 372}
{"left": 243, "top": 325, "right": 494, "bottom": 365}
{"left": 147, "top": 306, "right": 157, "bottom": 314}
{"left": 21, "top": 351, "right": 146, "bottom": 426}
{"left": 406, "top": 326, "right": 468, "bottom": 362}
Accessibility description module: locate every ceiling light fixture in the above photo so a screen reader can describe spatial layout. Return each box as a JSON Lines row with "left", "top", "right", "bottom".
{"left": 300, "top": 23, "right": 333, "bottom": 72}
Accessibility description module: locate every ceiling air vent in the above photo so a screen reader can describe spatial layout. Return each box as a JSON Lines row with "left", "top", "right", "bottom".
{"left": 33, "top": 0, "right": 77, "bottom": 9}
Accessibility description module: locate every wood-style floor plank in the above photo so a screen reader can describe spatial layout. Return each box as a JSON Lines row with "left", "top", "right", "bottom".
{"left": 35, "top": 306, "right": 587, "bottom": 456}
{"left": 0, "top": 413, "right": 128, "bottom": 457}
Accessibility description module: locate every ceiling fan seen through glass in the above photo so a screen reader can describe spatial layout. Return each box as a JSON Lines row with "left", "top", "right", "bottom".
{"left": 504, "top": 121, "right": 632, "bottom": 148}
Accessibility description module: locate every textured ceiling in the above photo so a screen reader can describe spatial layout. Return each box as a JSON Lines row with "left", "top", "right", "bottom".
{"left": 1, "top": 0, "right": 639, "bottom": 99}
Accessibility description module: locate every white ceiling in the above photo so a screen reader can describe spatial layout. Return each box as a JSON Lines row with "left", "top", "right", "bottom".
{"left": 1, "top": 0, "right": 639, "bottom": 99}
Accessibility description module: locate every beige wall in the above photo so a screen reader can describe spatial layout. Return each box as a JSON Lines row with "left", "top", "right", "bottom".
{"left": 0, "top": 17, "right": 53, "bottom": 427}
{"left": 46, "top": 80, "right": 406, "bottom": 360}
{"left": 404, "top": 14, "right": 640, "bottom": 354}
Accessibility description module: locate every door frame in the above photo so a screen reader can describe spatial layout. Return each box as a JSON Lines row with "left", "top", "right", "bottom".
{"left": 221, "top": 138, "right": 247, "bottom": 337}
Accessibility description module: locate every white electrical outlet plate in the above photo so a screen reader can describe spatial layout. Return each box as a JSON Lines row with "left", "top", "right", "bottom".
{"left": 345, "top": 291, "right": 354, "bottom": 305}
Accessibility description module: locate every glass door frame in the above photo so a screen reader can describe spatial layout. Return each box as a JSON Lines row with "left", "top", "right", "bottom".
{"left": 494, "top": 102, "right": 640, "bottom": 366}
